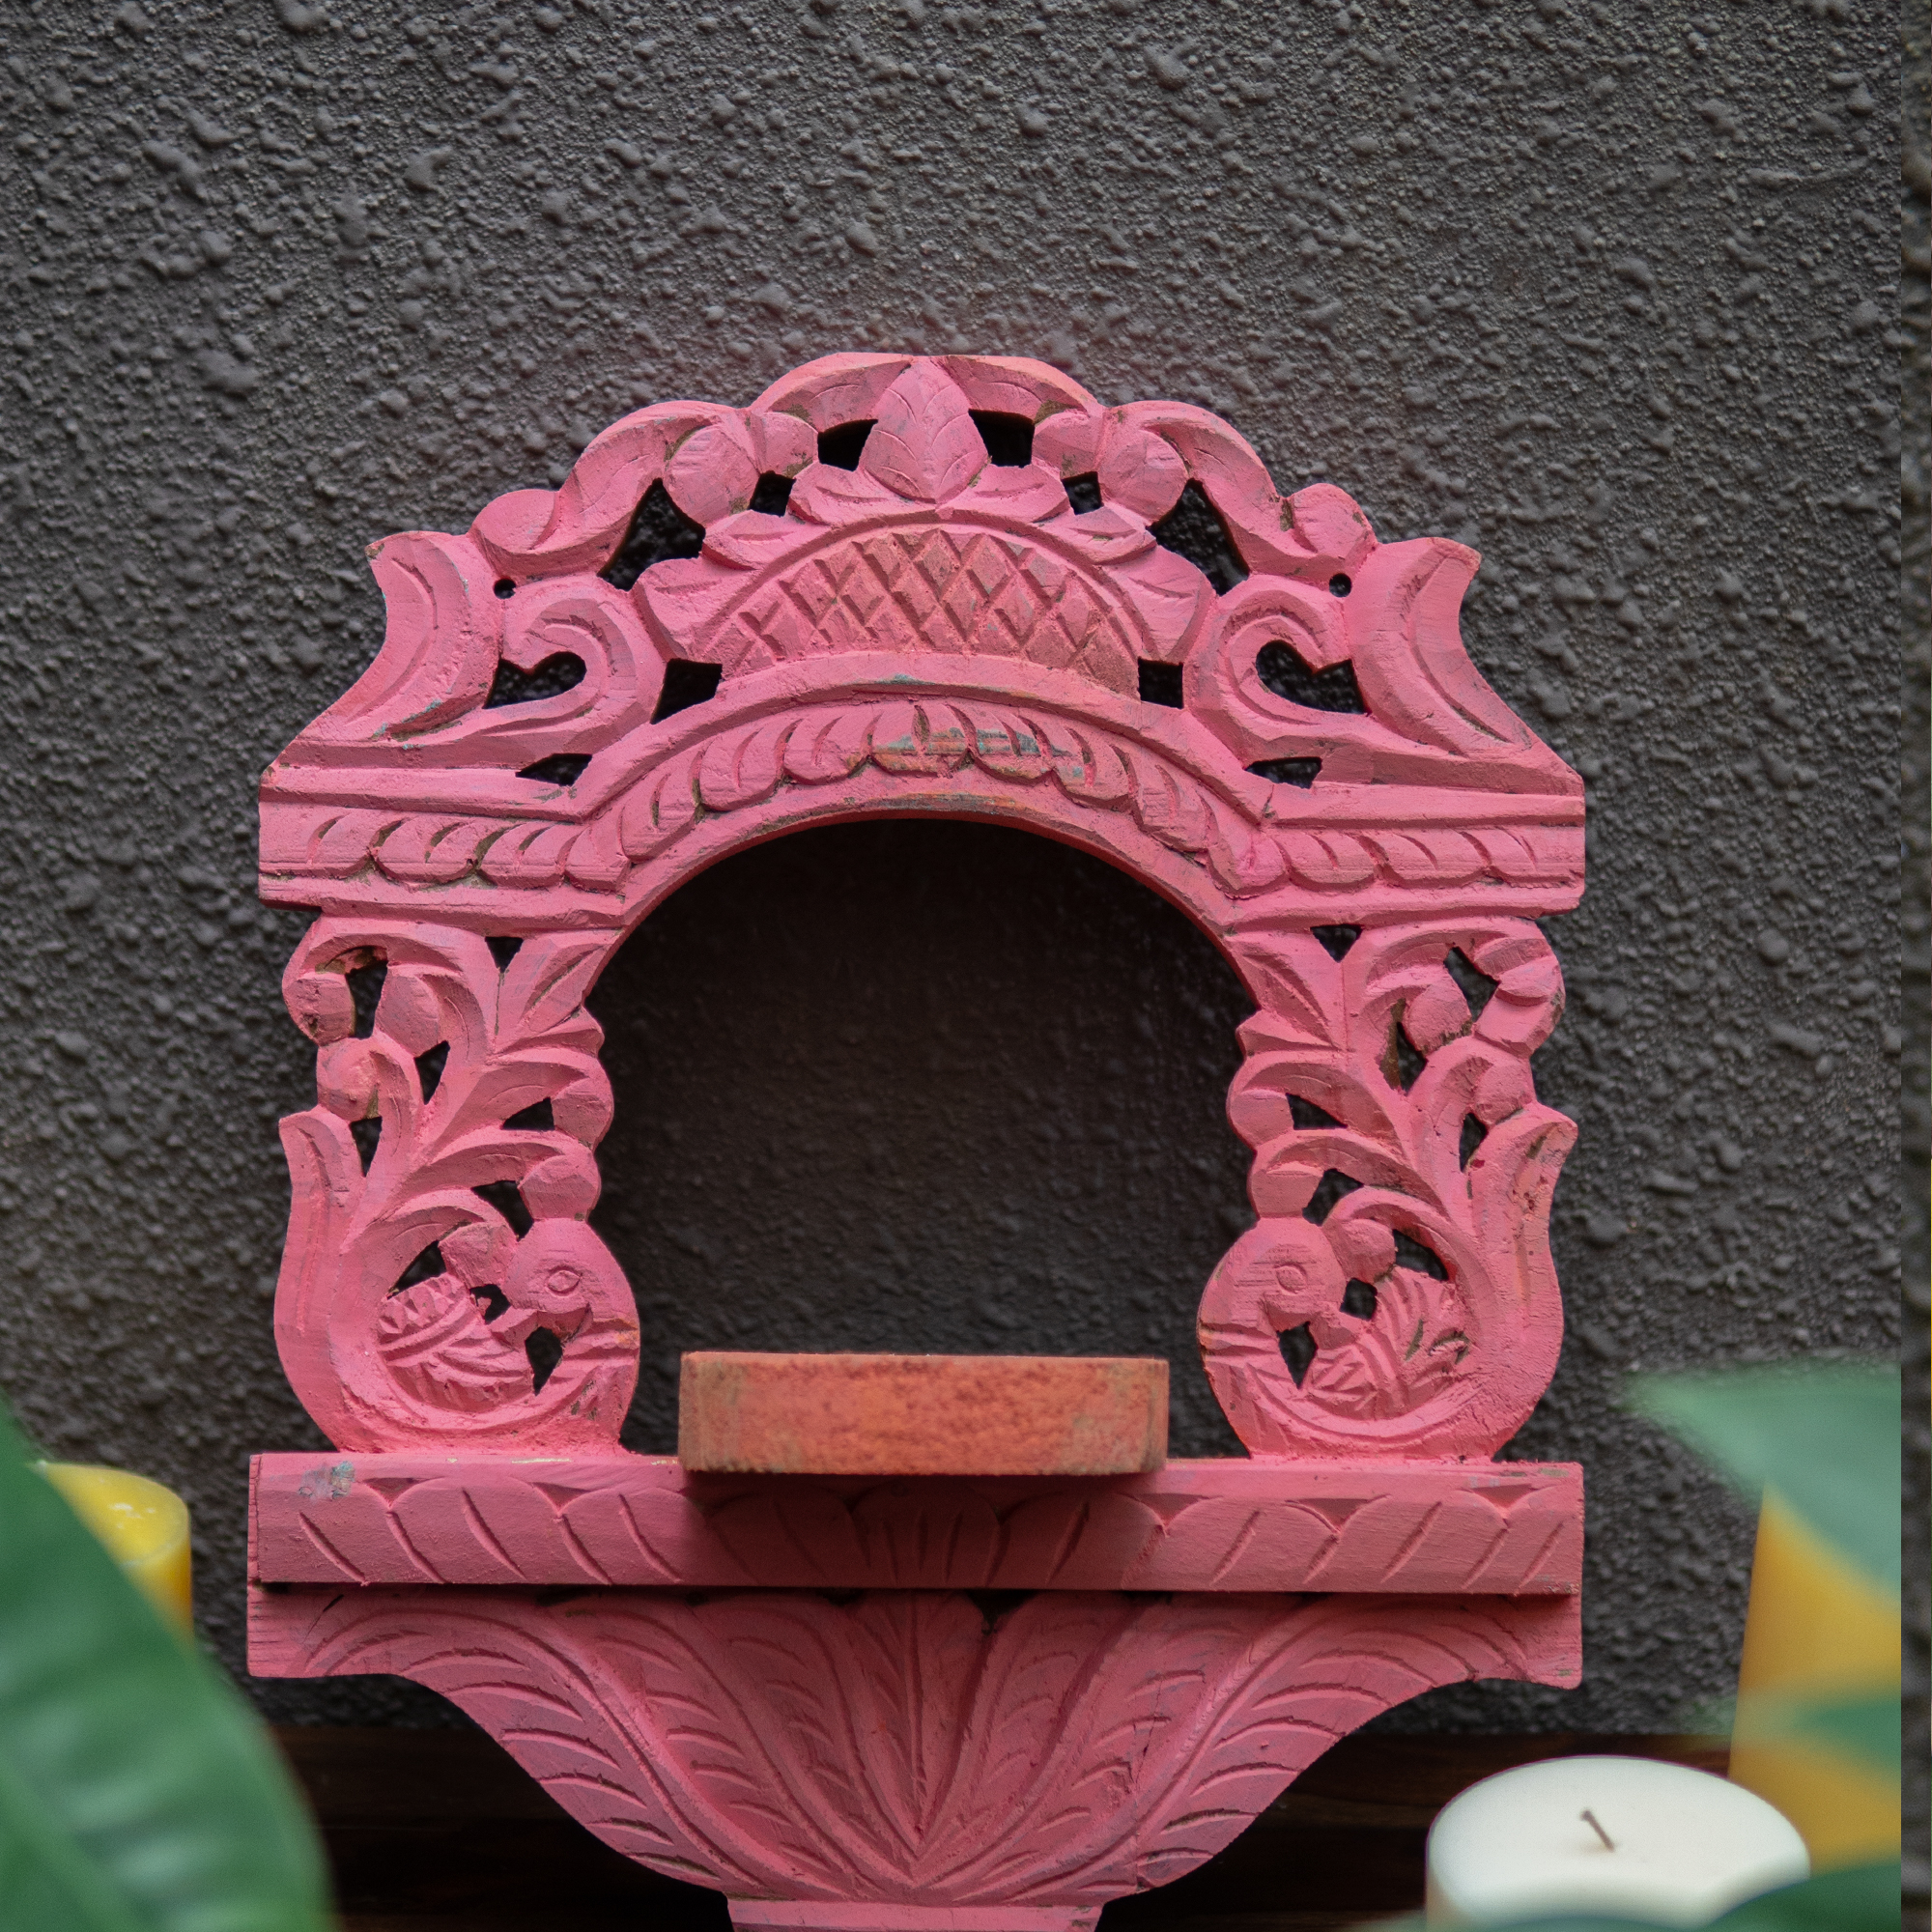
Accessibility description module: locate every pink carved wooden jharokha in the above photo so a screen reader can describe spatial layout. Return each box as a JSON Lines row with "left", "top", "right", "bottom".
{"left": 249, "top": 353, "right": 1587, "bottom": 1931}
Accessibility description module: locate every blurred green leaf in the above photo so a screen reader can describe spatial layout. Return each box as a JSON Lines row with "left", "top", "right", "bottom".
{"left": 1371, "top": 1861, "right": 1903, "bottom": 1931}
{"left": 0, "top": 1396, "right": 333, "bottom": 1930}
{"left": 1627, "top": 1362, "right": 1901, "bottom": 1593}
{"left": 1707, "top": 1862, "right": 1901, "bottom": 1932}
{"left": 1733, "top": 1693, "right": 1904, "bottom": 1776}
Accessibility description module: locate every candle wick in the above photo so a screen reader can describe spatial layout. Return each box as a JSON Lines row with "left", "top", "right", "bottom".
{"left": 1581, "top": 1808, "right": 1616, "bottom": 1853}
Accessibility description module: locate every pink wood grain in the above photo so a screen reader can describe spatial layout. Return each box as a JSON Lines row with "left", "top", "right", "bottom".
{"left": 677, "top": 1352, "right": 1169, "bottom": 1476}
{"left": 248, "top": 352, "right": 1588, "bottom": 1931}
{"left": 249, "top": 1452, "right": 1582, "bottom": 1597}
{"left": 249, "top": 1583, "right": 1579, "bottom": 1922}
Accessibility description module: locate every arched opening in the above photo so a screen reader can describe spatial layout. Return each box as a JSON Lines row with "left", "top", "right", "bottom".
{"left": 587, "top": 819, "right": 1254, "bottom": 1459}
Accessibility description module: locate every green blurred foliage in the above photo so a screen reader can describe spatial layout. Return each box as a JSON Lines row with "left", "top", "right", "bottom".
{"left": 1710, "top": 1693, "right": 1905, "bottom": 1778}
{"left": 1394, "top": 1862, "right": 1903, "bottom": 1932}
{"left": 1627, "top": 1362, "right": 1901, "bottom": 1594}
{"left": 0, "top": 1395, "right": 334, "bottom": 1930}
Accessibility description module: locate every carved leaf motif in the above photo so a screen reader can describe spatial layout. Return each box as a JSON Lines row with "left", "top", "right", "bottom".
{"left": 956, "top": 703, "right": 1052, "bottom": 782}
{"left": 1049, "top": 728, "right": 1133, "bottom": 809}
{"left": 1208, "top": 821, "right": 1290, "bottom": 898}
{"left": 849, "top": 1487, "right": 1003, "bottom": 1587}
{"left": 1202, "top": 918, "right": 1572, "bottom": 1459}
{"left": 1229, "top": 940, "right": 1342, "bottom": 1053}
{"left": 784, "top": 709, "right": 872, "bottom": 784}
{"left": 480, "top": 823, "right": 580, "bottom": 889}
{"left": 378, "top": 817, "right": 500, "bottom": 887}
{"left": 564, "top": 816, "right": 629, "bottom": 893}
{"left": 1127, "top": 748, "right": 1214, "bottom": 854}
{"left": 266, "top": 1588, "right": 1571, "bottom": 1908}
{"left": 617, "top": 760, "right": 698, "bottom": 859}
{"left": 377, "top": 1275, "right": 531, "bottom": 1412}
{"left": 698, "top": 721, "right": 791, "bottom": 811}
{"left": 1281, "top": 830, "right": 1377, "bottom": 889}
{"left": 1301, "top": 1265, "right": 1473, "bottom": 1420}
{"left": 304, "top": 534, "right": 497, "bottom": 745}
{"left": 666, "top": 418, "right": 761, "bottom": 526}
{"left": 861, "top": 363, "right": 987, "bottom": 504}
{"left": 275, "top": 920, "right": 638, "bottom": 1452}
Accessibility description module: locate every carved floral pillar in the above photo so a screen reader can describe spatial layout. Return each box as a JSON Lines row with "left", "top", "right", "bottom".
{"left": 249, "top": 353, "right": 1586, "bottom": 1931}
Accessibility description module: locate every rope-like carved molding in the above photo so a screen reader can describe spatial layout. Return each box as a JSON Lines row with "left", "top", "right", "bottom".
{"left": 263, "top": 690, "right": 1579, "bottom": 913}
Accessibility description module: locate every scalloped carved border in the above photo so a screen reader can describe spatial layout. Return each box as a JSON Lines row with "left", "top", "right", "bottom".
{"left": 263, "top": 671, "right": 1582, "bottom": 930}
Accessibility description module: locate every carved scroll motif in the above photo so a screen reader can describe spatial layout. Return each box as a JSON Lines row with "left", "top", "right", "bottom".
{"left": 1208, "top": 917, "right": 1575, "bottom": 1459}
{"left": 276, "top": 920, "right": 638, "bottom": 1451}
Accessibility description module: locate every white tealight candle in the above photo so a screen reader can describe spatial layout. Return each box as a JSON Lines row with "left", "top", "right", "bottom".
{"left": 1426, "top": 1757, "right": 1808, "bottom": 1928}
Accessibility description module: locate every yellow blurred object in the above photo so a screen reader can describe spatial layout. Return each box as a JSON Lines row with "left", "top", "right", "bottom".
{"left": 36, "top": 1463, "right": 193, "bottom": 1636}
{"left": 1728, "top": 1488, "right": 1900, "bottom": 1868}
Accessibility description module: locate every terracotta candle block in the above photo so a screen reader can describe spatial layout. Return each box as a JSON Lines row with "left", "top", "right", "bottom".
{"left": 678, "top": 1351, "right": 1170, "bottom": 1475}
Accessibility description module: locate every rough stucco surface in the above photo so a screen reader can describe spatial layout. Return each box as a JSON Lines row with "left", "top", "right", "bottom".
{"left": 0, "top": 0, "right": 1910, "bottom": 1745}
{"left": 1899, "top": 8, "right": 1927, "bottom": 1908}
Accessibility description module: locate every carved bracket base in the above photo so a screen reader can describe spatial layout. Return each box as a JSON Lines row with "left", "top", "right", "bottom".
{"left": 727, "top": 1905, "right": 1100, "bottom": 1932}
{"left": 250, "top": 1582, "right": 1579, "bottom": 1919}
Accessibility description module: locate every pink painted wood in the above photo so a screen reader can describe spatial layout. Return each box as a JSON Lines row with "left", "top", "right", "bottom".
{"left": 248, "top": 352, "right": 1587, "bottom": 1932}
{"left": 250, "top": 1455, "right": 1584, "bottom": 1597}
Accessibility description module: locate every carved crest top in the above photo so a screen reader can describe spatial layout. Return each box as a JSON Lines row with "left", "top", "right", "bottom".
{"left": 259, "top": 353, "right": 1580, "bottom": 937}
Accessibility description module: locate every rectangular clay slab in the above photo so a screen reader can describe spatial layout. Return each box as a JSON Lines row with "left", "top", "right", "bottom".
{"left": 678, "top": 1351, "right": 1169, "bottom": 1475}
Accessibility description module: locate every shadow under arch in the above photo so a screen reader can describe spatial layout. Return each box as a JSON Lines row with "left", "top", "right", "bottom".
{"left": 586, "top": 816, "right": 1253, "bottom": 1460}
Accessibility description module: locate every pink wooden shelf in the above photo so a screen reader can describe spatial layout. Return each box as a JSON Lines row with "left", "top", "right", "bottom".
{"left": 249, "top": 1452, "right": 1580, "bottom": 1599}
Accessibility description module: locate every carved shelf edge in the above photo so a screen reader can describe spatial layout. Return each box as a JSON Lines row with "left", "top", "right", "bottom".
{"left": 249, "top": 1453, "right": 1582, "bottom": 1597}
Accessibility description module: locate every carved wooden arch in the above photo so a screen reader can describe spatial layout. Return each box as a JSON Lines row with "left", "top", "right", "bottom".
{"left": 253, "top": 353, "right": 1590, "bottom": 1931}
{"left": 261, "top": 351, "right": 1584, "bottom": 1468}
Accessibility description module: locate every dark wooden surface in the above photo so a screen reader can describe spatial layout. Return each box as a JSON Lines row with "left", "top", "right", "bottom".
{"left": 277, "top": 1725, "right": 1728, "bottom": 1932}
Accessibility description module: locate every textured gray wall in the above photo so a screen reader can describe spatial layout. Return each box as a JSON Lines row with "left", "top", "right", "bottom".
{"left": 0, "top": 0, "right": 1905, "bottom": 1740}
{"left": 1899, "top": 12, "right": 1927, "bottom": 1903}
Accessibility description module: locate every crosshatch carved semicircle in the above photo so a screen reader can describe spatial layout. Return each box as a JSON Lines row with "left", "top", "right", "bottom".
{"left": 259, "top": 352, "right": 1585, "bottom": 1464}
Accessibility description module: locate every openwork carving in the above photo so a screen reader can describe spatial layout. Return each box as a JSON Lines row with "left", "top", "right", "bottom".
{"left": 277, "top": 923, "right": 638, "bottom": 1451}
{"left": 250, "top": 352, "right": 1587, "bottom": 1931}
